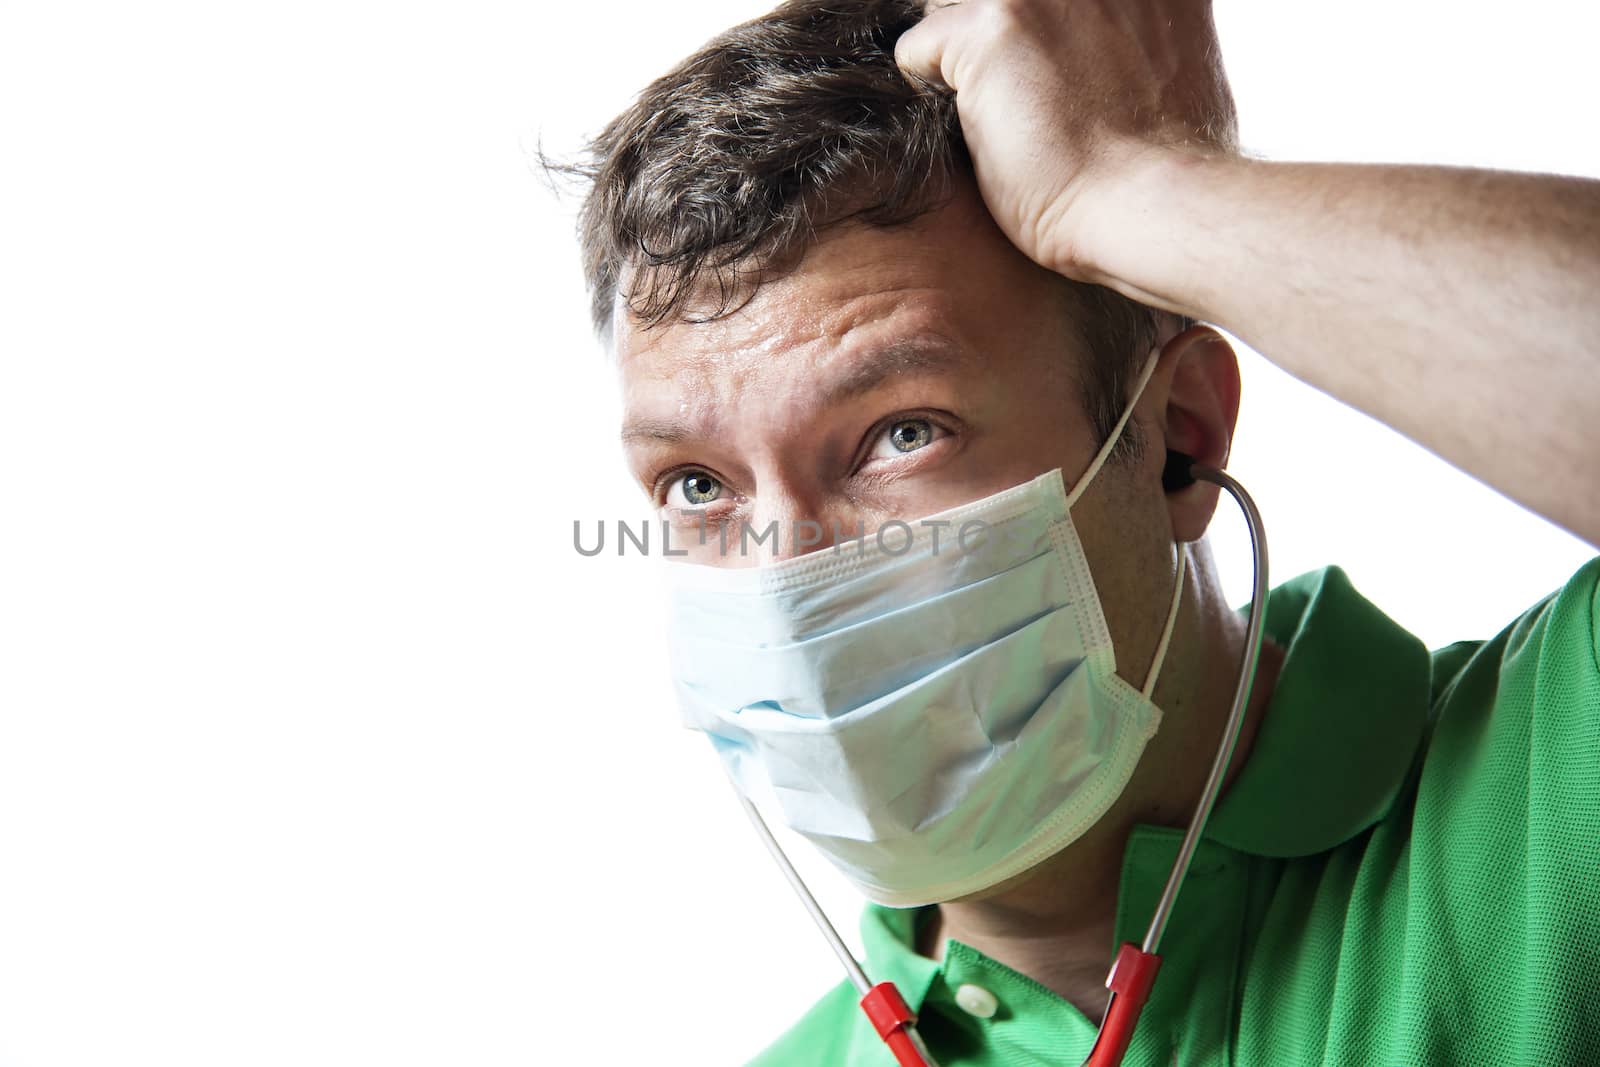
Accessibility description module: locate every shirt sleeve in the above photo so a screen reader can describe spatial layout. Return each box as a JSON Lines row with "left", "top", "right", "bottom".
{"left": 1411, "top": 555, "right": 1600, "bottom": 1062}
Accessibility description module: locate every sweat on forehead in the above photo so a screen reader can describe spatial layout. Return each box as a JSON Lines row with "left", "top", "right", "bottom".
{"left": 610, "top": 188, "right": 1046, "bottom": 363}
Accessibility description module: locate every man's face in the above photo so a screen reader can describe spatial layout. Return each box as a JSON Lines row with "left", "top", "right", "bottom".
{"left": 615, "top": 187, "right": 1162, "bottom": 571}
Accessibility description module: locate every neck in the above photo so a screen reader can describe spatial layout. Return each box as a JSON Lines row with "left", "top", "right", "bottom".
{"left": 915, "top": 550, "right": 1285, "bottom": 1021}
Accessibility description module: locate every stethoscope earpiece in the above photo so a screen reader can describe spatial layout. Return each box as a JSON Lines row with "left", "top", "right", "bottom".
{"left": 1162, "top": 450, "right": 1198, "bottom": 492}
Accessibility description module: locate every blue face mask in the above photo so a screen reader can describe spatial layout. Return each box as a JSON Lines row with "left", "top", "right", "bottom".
{"left": 661, "top": 352, "right": 1185, "bottom": 907}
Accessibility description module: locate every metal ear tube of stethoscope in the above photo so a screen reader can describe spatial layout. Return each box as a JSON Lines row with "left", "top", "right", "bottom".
{"left": 1080, "top": 460, "right": 1270, "bottom": 1067}
{"left": 736, "top": 794, "right": 944, "bottom": 1067}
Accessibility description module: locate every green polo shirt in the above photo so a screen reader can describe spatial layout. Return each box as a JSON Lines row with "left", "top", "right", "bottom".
{"left": 749, "top": 561, "right": 1600, "bottom": 1066}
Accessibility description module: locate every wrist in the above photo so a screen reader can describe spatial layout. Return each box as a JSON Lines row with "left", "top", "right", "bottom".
{"left": 1053, "top": 143, "right": 1241, "bottom": 315}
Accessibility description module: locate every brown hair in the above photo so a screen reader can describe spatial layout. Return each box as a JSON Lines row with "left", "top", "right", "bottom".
{"left": 552, "top": 0, "right": 1171, "bottom": 453}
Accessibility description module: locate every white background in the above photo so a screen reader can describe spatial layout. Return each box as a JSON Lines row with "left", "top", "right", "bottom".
{"left": 2, "top": 2, "right": 1596, "bottom": 1065}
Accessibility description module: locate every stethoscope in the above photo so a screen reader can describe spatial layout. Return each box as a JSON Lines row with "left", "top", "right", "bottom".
{"left": 735, "top": 451, "right": 1270, "bottom": 1067}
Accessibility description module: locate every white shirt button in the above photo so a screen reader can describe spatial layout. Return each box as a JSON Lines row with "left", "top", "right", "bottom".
{"left": 954, "top": 983, "right": 999, "bottom": 1019}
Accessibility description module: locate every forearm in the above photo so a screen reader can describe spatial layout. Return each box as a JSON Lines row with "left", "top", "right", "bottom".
{"left": 1074, "top": 152, "right": 1600, "bottom": 545}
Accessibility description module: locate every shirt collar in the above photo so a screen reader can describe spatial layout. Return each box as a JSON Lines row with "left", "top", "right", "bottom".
{"left": 859, "top": 901, "right": 942, "bottom": 1011}
{"left": 858, "top": 566, "right": 1434, "bottom": 1001}
{"left": 1203, "top": 565, "right": 1432, "bottom": 857}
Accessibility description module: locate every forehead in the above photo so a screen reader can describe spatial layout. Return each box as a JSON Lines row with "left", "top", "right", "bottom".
{"left": 612, "top": 190, "right": 1072, "bottom": 404}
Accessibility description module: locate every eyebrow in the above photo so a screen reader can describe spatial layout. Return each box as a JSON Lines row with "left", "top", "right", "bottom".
{"left": 816, "top": 337, "right": 971, "bottom": 410}
{"left": 619, "top": 417, "right": 698, "bottom": 445}
{"left": 618, "top": 336, "right": 971, "bottom": 446}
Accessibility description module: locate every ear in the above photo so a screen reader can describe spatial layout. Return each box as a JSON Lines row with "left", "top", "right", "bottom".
{"left": 1154, "top": 324, "right": 1241, "bottom": 543}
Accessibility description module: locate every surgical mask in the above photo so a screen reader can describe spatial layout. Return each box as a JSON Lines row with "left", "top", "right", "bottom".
{"left": 662, "top": 351, "right": 1185, "bottom": 907}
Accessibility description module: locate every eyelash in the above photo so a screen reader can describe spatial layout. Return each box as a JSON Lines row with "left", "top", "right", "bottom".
{"left": 855, "top": 409, "right": 957, "bottom": 469}
{"left": 650, "top": 409, "right": 960, "bottom": 508}
{"left": 652, "top": 464, "right": 729, "bottom": 511}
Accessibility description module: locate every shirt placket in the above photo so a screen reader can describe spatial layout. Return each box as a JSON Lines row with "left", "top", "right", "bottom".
{"left": 1114, "top": 828, "right": 1251, "bottom": 1066}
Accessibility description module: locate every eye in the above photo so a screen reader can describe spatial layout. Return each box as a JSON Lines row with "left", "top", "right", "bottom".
{"left": 870, "top": 417, "right": 942, "bottom": 459}
{"left": 668, "top": 469, "right": 723, "bottom": 507}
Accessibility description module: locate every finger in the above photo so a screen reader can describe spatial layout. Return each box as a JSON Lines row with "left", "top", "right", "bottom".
{"left": 894, "top": 3, "right": 964, "bottom": 92}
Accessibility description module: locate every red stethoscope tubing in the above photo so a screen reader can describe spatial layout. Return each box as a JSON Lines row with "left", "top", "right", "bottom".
{"left": 860, "top": 981, "right": 940, "bottom": 1067}
{"left": 1079, "top": 944, "right": 1162, "bottom": 1067}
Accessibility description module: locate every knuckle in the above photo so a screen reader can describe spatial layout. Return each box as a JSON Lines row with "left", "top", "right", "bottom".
{"left": 974, "top": 0, "right": 1032, "bottom": 41}
{"left": 893, "top": 32, "right": 928, "bottom": 73}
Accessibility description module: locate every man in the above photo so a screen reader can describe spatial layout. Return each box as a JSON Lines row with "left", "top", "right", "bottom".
{"left": 560, "top": 0, "right": 1600, "bottom": 1062}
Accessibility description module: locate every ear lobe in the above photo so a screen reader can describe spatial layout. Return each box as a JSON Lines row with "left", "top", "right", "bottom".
{"left": 1155, "top": 325, "right": 1241, "bottom": 541}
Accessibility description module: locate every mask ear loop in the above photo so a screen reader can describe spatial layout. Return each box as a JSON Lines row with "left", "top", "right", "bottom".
{"left": 1055, "top": 345, "right": 1185, "bottom": 698}
{"left": 1063, "top": 348, "right": 1163, "bottom": 511}
{"left": 1141, "top": 546, "right": 1187, "bottom": 700}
